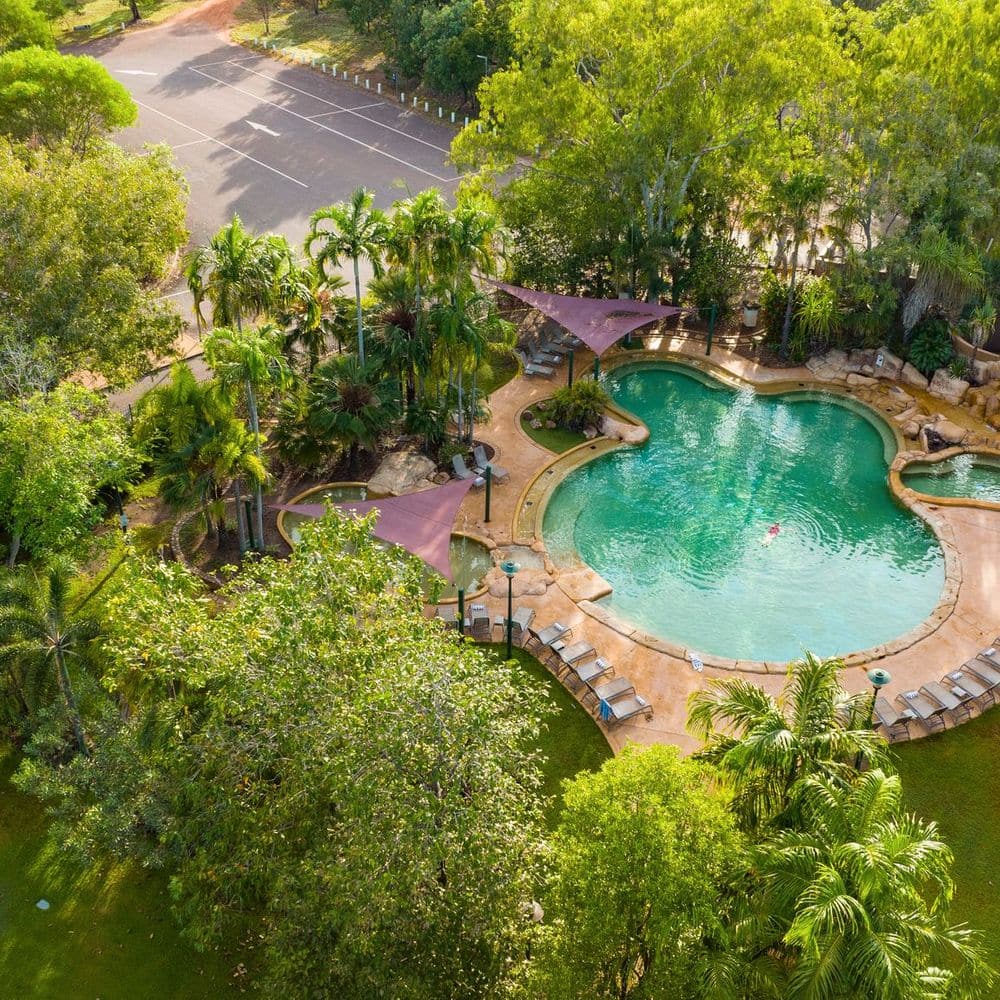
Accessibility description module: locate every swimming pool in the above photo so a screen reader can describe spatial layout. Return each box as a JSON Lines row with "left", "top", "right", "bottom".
{"left": 902, "top": 453, "right": 1000, "bottom": 505}
{"left": 280, "top": 484, "right": 493, "bottom": 600}
{"left": 542, "top": 362, "right": 944, "bottom": 662}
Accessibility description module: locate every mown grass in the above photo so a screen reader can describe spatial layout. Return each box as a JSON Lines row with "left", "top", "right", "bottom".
{"left": 519, "top": 410, "right": 586, "bottom": 453}
{"left": 489, "top": 644, "right": 613, "bottom": 823}
{"left": 0, "top": 746, "right": 245, "bottom": 998}
{"left": 55, "top": 0, "right": 197, "bottom": 44}
{"left": 892, "top": 710, "right": 1000, "bottom": 965}
{"left": 231, "top": 0, "right": 382, "bottom": 69}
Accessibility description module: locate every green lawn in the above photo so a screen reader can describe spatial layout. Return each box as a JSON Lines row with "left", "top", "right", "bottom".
{"left": 231, "top": 0, "right": 382, "bottom": 70}
{"left": 0, "top": 747, "right": 245, "bottom": 998}
{"left": 55, "top": 0, "right": 198, "bottom": 44}
{"left": 490, "top": 644, "right": 613, "bottom": 822}
{"left": 893, "top": 711, "right": 1000, "bottom": 965}
{"left": 520, "top": 411, "right": 587, "bottom": 454}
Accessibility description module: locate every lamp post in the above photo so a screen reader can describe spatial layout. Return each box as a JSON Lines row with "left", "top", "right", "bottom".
{"left": 477, "top": 54, "right": 489, "bottom": 75}
{"left": 500, "top": 559, "right": 519, "bottom": 659}
{"left": 857, "top": 667, "right": 892, "bottom": 769}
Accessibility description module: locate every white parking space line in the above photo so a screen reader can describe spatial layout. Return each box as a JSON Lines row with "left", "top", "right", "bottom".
{"left": 134, "top": 100, "right": 309, "bottom": 188}
{"left": 190, "top": 55, "right": 261, "bottom": 70}
{"left": 307, "top": 102, "right": 384, "bottom": 119}
{"left": 222, "top": 62, "right": 453, "bottom": 155}
{"left": 188, "top": 67, "right": 456, "bottom": 183}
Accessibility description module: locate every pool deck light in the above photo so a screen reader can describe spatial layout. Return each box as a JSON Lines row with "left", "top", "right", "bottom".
{"left": 501, "top": 560, "right": 520, "bottom": 659}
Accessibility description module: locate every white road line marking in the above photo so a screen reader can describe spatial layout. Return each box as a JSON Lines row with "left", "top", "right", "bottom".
{"left": 307, "top": 102, "right": 384, "bottom": 119}
{"left": 190, "top": 55, "right": 260, "bottom": 70}
{"left": 113, "top": 69, "right": 157, "bottom": 76}
{"left": 189, "top": 67, "right": 455, "bottom": 182}
{"left": 171, "top": 138, "right": 212, "bottom": 150}
{"left": 157, "top": 290, "right": 190, "bottom": 299}
{"left": 246, "top": 120, "right": 281, "bottom": 136}
{"left": 133, "top": 100, "right": 309, "bottom": 188}
{"left": 222, "top": 63, "right": 453, "bottom": 155}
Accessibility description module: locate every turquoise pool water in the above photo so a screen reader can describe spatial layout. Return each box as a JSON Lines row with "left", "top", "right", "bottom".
{"left": 542, "top": 363, "right": 944, "bottom": 662}
{"left": 283, "top": 485, "right": 493, "bottom": 600}
{"left": 903, "top": 453, "right": 1000, "bottom": 504}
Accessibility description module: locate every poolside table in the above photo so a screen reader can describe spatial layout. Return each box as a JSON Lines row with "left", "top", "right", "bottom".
{"left": 896, "top": 690, "right": 947, "bottom": 732}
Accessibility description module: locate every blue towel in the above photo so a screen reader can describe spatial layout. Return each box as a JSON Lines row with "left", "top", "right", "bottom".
{"left": 599, "top": 699, "right": 611, "bottom": 722}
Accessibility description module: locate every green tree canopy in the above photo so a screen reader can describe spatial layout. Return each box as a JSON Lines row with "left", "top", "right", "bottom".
{"left": 0, "top": 0, "right": 53, "bottom": 53}
{"left": 0, "top": 47, "right": 136, "bottom": 153}
{"left": 528, "top": 744, "right": 743, "bottom": 1000}
{"left": 0, "top": 385, "right": 137, "bottom": 566}
{"left": 0, "top": 138, "right": 188, "bottom": 386}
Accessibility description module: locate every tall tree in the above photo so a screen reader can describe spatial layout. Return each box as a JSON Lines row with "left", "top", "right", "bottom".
{"left": 204, "top": 324, "right": 290, "bottom": 552}
{"left": 0, "top": 0, "right": 53, "bottom": 53}
{"left": 0, "top": 561, "right": 95, "bottom": 755}
{"left": 184, "top": 216, "right": 291, "bottom": 334}
{"left": 687, "top": 652, "right": 890, "bottom": 832}
{"left": 306, "top": 187, "right": 390, "bottom": 367}
{"left": 528, "top": 744, "right": 743, "bottom": 1000}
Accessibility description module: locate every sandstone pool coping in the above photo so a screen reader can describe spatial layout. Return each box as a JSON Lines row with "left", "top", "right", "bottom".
{"left": 453, "top": 336, "right": 1000, "bottom": 751}
{"left": 891, "top": 447, "right": 1000, "bottom": 514}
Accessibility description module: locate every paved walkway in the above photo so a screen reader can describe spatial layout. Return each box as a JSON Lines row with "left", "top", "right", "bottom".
{"left": 450, "top": 335, "right": 1000, "bottom": 752}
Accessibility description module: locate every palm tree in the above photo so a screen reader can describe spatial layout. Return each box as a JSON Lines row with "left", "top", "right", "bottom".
{"left": 387, "top": 189, "right": 451, "bottom": 321}
{"left": 184, "top": 216, "right": 292, "bottom": 333}
{"left": 370, "top": 270, "right": 429, "bottom": 408}
{"left": 134, "top": 366, "right": 265, "bottom": 551}
{"left": 901, "top": 228, "right": 985, "bottom": 338}
{"left": 687, "top": 652, "right": 890, "bottom": 831}
{"left": 750, "top": 770, "right": 994, "bottom": 999}
{"left": 308, "top": 355, "right": 400, "bottom": 477}
{"left": 275, "top": 267, "right": 352, "bottom": 372}
{"left": 204, "top": 324, "right": 291, "bottom": 552}
{"left": 306, "top": 188, "right": 390, "bottom": 367}
{"left": 0, "top": 561, "right": 94, "bottom": 756}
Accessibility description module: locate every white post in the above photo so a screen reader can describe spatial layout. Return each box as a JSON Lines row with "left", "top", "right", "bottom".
{"left": 438, "top": 106, "right": 443, "bottom": 118}
{"left": 354, "top": 73, "right": 359, "bottom": 85}
{"left": 477, "top": 122, "right": 482, "bottom": 133}
{"left": 423, "top": 100, "right": 429, "bottom": 112}
{"left": 343, "top": 70, "right": 348, "bottom": 80}
{"left": 332, "top": 64, "right": 337, "bottom": 75}
{"left": 365, "top": 79, "right": 370, "bottom": 89}
{"left": 464, "top": 116, "right": 469, "bottom": 127}
{"left": 400, "top": 91, "right": 405, "bottom": 102}
{"left": 450, "top": 111, "right": 455, "bottom": 123}
{"left": 377, "top": 82, "right": 382, "bottom": 94}
{"left": 412, "top": 96, "right": 418, "bottom": 107}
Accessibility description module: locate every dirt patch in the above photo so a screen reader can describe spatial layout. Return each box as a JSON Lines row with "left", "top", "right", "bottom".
{"left": 166, "top": 0, "right": 243, "bottom": 32}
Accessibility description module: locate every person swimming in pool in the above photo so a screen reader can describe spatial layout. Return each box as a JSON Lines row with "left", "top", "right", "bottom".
{"left": 762, "top": 522, "right": 781, "bottom": 546}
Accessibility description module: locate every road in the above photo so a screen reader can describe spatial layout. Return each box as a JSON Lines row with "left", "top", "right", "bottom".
{"left": 81, "top": 11, "right": 462, "bottom": 406}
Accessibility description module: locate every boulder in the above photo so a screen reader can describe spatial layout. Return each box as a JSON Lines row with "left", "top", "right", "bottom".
{"left": 806, "top": 349, "right": 848, "bottom": 382}
{"left": 600, "top": 415, "right": 650, "bottom": 444}
{"left": 545, "top": 420, "right": 557, "bottom": 429}
{"left": 900, "top": 363, "right": 930, "bottom": 390}
{"left": 928, "top": 368, "right": 970, "bottom": 406}
{"left": 872, "top": 346, "right": 904, "bottom": 380}
{"left": 583, "top": 426, "right": 599, "bottom": 440}
{"left": 431, "top": 471, "right": 450, "bottom": 485}
{"left": 989, "top": 413, "right": 1000, "bottom": 432}
{"left": 901, "top": 420, "right": 921, "bottom": 438}
{"left": 367, "top": 451, "right": 437, "bottom": 496}
{"left": 892, "top": 405, "right": 919, "bottom": 426}
{"left": 931, "top": 419, "right": 968, "bottom": 445}
{"left": 530, "top": 419, "right": 543, "bottom": 430}
{"left": 986, "top": 395, "right": 1000, "bottom": 420}
{"left": 845, "top": 348, "right": 875, "bottom": 374}
{"left": 484, "top": 566, "right": 550, "bottom": 599}
{"left": 846, "top": 372, "right": 876, "bottom": 387}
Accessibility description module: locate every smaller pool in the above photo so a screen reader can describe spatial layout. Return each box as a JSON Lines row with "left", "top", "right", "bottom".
{"left": 902, "top": 453, "right": 1000, "bottom": 504}
{"left": 281, "top": 484, "right": 493, "bottom": 599}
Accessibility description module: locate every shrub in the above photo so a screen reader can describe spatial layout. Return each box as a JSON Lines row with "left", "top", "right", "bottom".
{"left": 908, "top": 315, "right": 953, "bottom": 376}
{"left": 550, "top": 379, "right": 610, "bottom": 431}
{"left": 948, "top": 355, "right": 971, "bottom": 380}
{"left": 796, "top": 276, "right": 840, "bottom": 346}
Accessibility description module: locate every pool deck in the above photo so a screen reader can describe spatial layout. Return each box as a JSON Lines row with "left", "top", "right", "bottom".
{"left": 449, "top": 336, "right": 1000, "bottom": 752}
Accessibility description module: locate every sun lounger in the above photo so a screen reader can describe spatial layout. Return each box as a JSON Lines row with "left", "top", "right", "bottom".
{"left": 921, "top": 681, "right": 973, "bottom": 723}
{"left": 549, "top": 331, "right": 582, "bottom": 348}
{"left": 569, "top": 657, "right": 612, "bottom": 688}
{"left": 435, "top": 605, "right": 458, "bottom": 624}
{"left": 946, "top": 668, "right": 995, "bottom": 708}
{"left": 495, "top": 607, "right": 535, "bottom": 646}
{"left": 451, "top": 454, "right": 486, "bottom": 486}
{"left": 464, "top": 608, "right": 492, "bottom": 641}
{"left": 979, "top": 646, "right": 1000, "bottom": 669}
{"left": 550, "top": 640, "right": 596, "bottom": 674}
{"left": 517, "top": 350, "right": 555, "bottom": 377}
{"left": 873, "top": 697, "right": 915, "bottom": 742}
{"left": 896, "top": 690, "right": 947, "bottom": 732}
{"left": 600, "top": 694, "right": 653, "bottom": 725}
{"left": 529, "top": 350, "right": 561, "bottom": 366}
{"left": 587, "top": 676, "right": 636, "bottom": 707}
{"left": 540, "top": 340, "right": 571, "bottom": 358}
{"left": 527, "top": 621, "right": 571, "bottom": 649}
{"left": 472, "top": 445, "right": 509, "bottom": 483}
{"left": 965, "top": 656, "right": 1000, "bottom": 691}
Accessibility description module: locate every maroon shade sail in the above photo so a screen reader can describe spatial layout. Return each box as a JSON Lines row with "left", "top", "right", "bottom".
{"left": 273, "top": 478, "right": 476, "bottom": 581}
{"left": 492, "top": 281, "right": 682, "bottom": 356}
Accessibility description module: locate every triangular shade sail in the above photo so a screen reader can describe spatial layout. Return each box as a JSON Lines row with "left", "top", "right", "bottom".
{"left": 273, "top": 478, "right": 476, "bottom": 582}
{"left": 492, "top": 281, "right": 683, "bottom": 356}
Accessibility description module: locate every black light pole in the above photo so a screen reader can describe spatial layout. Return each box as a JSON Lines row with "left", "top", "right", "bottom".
{"left": 858, "top": 666, "right": 892, "bottom": 769}
{"left": 501, "top": 559, "right": 519, "bottom": 659}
